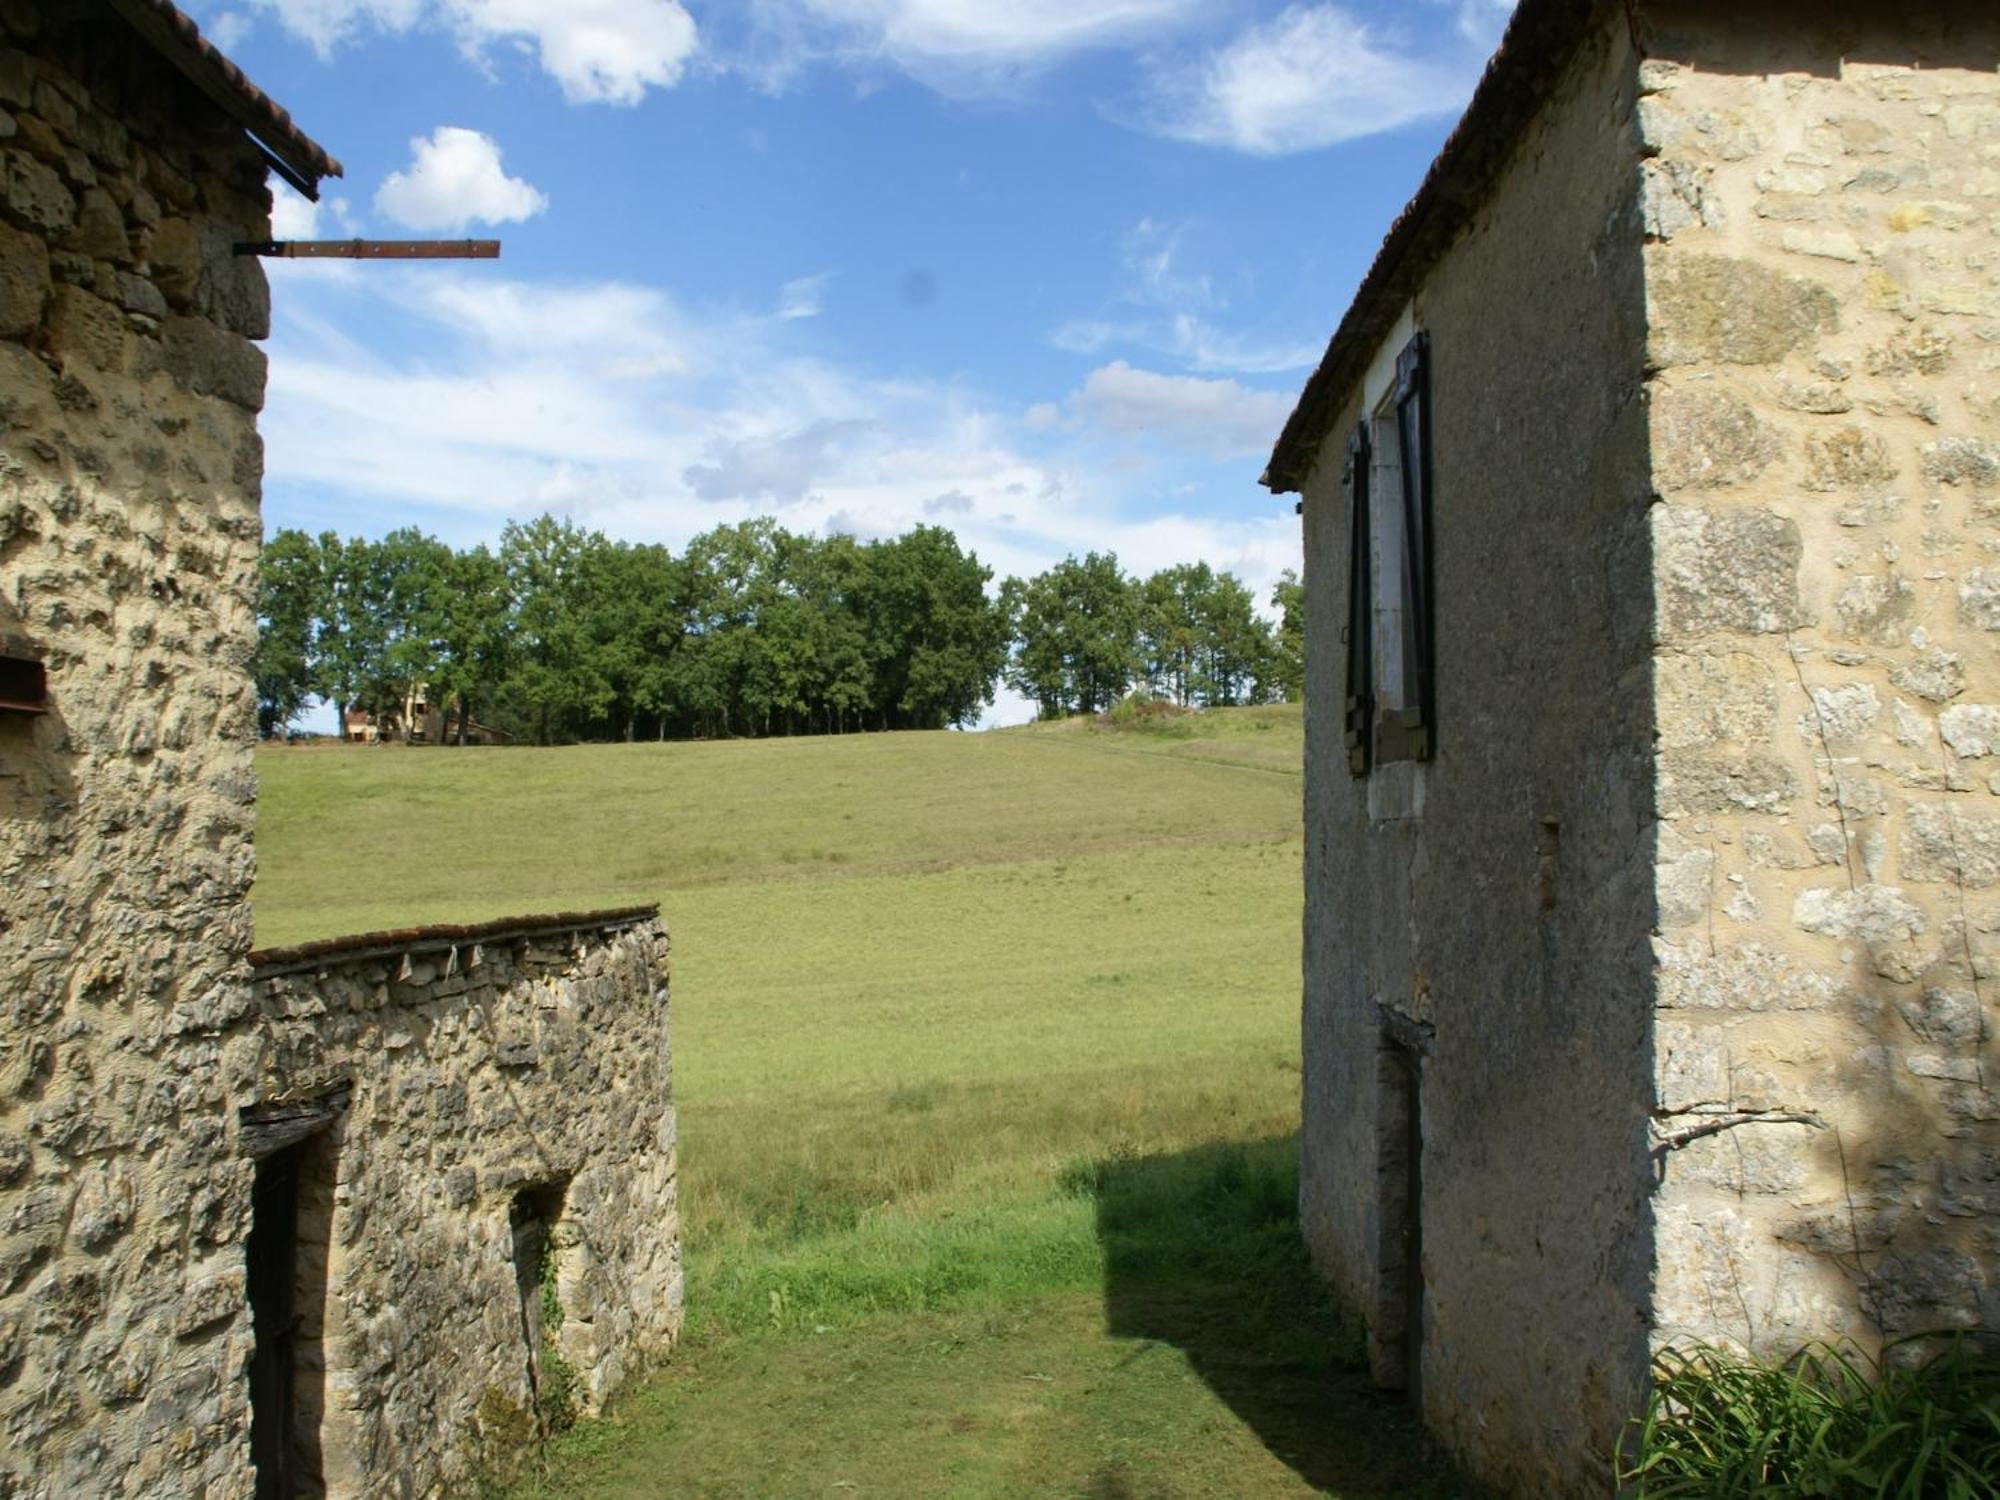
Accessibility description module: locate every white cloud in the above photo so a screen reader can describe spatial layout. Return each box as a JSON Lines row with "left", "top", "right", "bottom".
{"left": 243, "top": 0, "right": 697, "bottom": 105}
{"left": 259, "top": 267, "right": 1299, "bottom": 625}
{"left": 1146, "top": 3, "right": 1477, "bottom": 155}
{"left": 374, "top": 127, "right": 548, "bottom": 231}
{"left": 1068, "top": 361, "right": 1293, "bottom": 457}
{"left": 684, "top": 419, "right": 875, "bottom": 503}
{"left": 779, "top": 272, "right": 835, "bottom": 321}
{"left": 742, "top": 0, "right": 1210, "bottom": 93}
{"left": 269, "top": 179, "right": 359, "bottom": 240}
{"left": 451, "top": 0, "right": 699, "bottom": 104}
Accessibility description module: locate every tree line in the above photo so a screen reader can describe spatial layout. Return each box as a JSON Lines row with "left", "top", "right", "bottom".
{"left": 256, "top": 515, "right": 1304, "bottom": 744}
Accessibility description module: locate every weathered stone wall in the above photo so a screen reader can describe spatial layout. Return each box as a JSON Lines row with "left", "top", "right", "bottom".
{"left": 1297, "top": 12, "right": 1658, "bottom": 1497}
{"left": 1641, "top": 0, "right": 2000, "bottom": 1356}
{"left": 244, "top": 913, "right": 681, "bottom": 1498}
{"left": 0, "top": 3, "right": 275, "bottom": 1494}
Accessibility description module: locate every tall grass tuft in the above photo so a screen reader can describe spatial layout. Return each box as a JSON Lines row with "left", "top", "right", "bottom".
{"left": 1622, "top": 1335, "right": 2000, "bottom": 1499}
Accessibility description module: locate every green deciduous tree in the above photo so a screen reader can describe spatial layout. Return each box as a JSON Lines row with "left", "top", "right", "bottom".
{"left": 1003, "top": 552, "right": 1140, "bottom": 719}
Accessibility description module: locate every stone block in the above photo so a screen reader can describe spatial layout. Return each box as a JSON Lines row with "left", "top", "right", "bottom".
{"left": 1, "top": 145, "right": 68, "bottom": 234}
{"left": 1866, "top": 324, "right": 1952, "bottom": 376}
{"left": 1960, "top": 569, "right": 2000, "bottom": 633}
{"left": 1656, "top": 505, "right": 1804, "bottom": 639}
{"left": 1896, "top": 987, "right": 1984, "bottom": 1048}
{"left": 1661, "top": 751, "right": 1800, "bottom": 815}
{"left": 1658, "top": 650, "right": 1778, "bottom": 749}
{"left": 146, "top": 215, "right": 198, "bottom": 308}
{"left": 1656, "top": 941, "right": 1843, "bottom": 1012}
{"left": 1902, "top": 803, "right": 2000, "bottom": 889}
{"left": 60, "top": 185, "right": 122, "bottom": 262}
{"left": 46, "top": 282, "right": 123, "bottom": 371}
{"left": 171, "top": 1268, "right": 242, "bottom": 1338}
{"left": 1890, "top": 648, "right": 1965, "bottom": 704}
{"left": 1657, "top": 837, "right": 1715, "bottom": 929}
{"left": 1923, "top": 438, "right": 2000, "bottom": 490}
{"left": 0, "top": 213, "right": 45, "bottom": 337}
{"left": 1793, "top": 883, "right": 1926, "bottom": 943}
{"left": 1803, "top": 426, "right": 1897, "bottom": 492}
{"left": 157, "top": 316, "right": 264, "bottom": 411}
{"left": 1649, "top": 252, "right": 1840, "bottom": 366}
{"left": 1650, "top": 384, "right": 1780, "bottom": 490}
{"left": 1940, "top": 704, "right": 2000, "bottom": 759}
{"left": 1800, "top": 682, "right": 1879, "bottom": 743}
{"left": 1835, "top": 572, "right": 1913, "bottom": 644}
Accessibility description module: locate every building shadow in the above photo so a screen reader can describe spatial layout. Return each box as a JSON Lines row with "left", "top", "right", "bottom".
{"left": 1079, "top": 1134, "right": 1461, "bottom": 1498}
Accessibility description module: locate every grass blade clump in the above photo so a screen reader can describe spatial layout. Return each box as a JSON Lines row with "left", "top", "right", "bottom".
{"left": 1623, "top": 1336, "right": 2000, "bottom": 1499}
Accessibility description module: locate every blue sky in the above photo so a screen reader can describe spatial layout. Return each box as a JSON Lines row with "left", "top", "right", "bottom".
{"left": 185, "top": 0, "right": 1513, "bottom": 723}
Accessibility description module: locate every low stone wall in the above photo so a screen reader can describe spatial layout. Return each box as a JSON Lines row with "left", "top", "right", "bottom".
{"left": 240, "top": 908, "right": 681, "bottom": 1499}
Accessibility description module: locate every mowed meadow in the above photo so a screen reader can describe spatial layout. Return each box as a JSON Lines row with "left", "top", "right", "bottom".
{"left": 254, "top": 707, "right": 1451, "bottom": 1498}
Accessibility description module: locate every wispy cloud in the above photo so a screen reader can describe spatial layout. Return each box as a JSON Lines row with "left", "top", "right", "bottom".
{"left": 1143, "top": 3, "right": 1482, "bottom": 156}
{"left": 779, "top": 271, "right": 836, "bottom": 321}
{"left": 735, "top": 0, "right": 1214, "bottom": 94}
{"left": 1066, "top": 361, "right": 1294, "bottom": 458}
{"left": 1052, "top": 218, "right": 1319, "bottom": 376}
{"left": 236, "top": 0, "right": 699, "bottom": 104}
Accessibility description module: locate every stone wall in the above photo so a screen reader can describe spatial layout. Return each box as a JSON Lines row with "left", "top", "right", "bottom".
{"left": 1297, "top": 11, "right": 1659, "bottom": 1497}
{"left": 0, "top": 3, "right": 274, "bottom": 1495}
{"left": 0, "top": 9, "right": 684, "bottom": 1497}
{"left": 244, "top": 911, "right": 681, "bottom": 1498}
{"left": 1641, "top": 0, "right": 2000, "bottom": 1355}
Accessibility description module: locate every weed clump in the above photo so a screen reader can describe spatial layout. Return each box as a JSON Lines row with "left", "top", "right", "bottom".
{"left": 1623, "top": 1335, "right": 2000, "bottom": 1499}
{"left": 537, "top": 1252, "right": 582, "bottom": 1437}
{"left": 1095, "top": 693, "right": 1195, "bottom": 735}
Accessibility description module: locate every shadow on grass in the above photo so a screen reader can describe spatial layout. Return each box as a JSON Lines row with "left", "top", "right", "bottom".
{"left": 1076, "top": 1134, "right": 1456, "bottom": 1499}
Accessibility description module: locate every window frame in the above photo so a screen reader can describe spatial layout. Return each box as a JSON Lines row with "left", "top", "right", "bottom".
{"left": 1343, "top": 330, "right": 1436, "bottom": 778}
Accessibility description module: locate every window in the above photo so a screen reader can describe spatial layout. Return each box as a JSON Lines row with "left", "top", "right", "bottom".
{"left": 1344, "top": 331, "right": 1435, "bottom": 777}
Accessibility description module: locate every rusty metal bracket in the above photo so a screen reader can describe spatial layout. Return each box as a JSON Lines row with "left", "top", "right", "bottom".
{"left": 234, "top": 240, "right": 501, "bottom": 260}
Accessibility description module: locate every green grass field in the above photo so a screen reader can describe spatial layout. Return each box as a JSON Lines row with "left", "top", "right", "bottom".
{"left": 255, "top": 706, "right": 1453, "bottom": 1498}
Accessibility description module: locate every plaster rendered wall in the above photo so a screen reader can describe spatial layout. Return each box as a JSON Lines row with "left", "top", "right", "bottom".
{"left": 1640, "top": 0, "right": 2000, "bottom": 1357}
{"left": 0, "top": 2, "right": 274, "bottom": 1494}
{"left": 246, "top": 917, "right": 681, "bottom": 1498}
{"left": 1297, "top": 13, "right": 1657, "bottom": 1496}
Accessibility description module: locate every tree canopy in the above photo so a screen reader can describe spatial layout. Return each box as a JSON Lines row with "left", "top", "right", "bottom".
{"left": 255, "top": 517, "right": 1301, "bottom": 743}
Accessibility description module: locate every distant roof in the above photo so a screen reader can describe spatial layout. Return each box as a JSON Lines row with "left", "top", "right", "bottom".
{"left": 1261, "top": 0, "right": 1602, "bottom": 493}
{"left": 104, "top": 0, "right": 343, "bottom": 199}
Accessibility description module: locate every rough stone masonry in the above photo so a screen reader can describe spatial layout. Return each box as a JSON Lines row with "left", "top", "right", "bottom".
{"left": 1641, "top": 0, "right": 2000, "bottom": 1371}
{"left": 0, "top": 4, "right": 680, "bottom": 1496}
{"left": 1273, "top": 1, "right": 2000, "bottom": 1496}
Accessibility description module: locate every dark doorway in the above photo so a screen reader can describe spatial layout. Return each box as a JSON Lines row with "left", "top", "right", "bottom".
{"left": 1375, "top": 1043, "right": 1425, "bottom": 1403}
{"left": 511, "top": 1180, "right": 571, "bottom": 1427}
{"left": 246, "top": 1125, "right": 336, "bottom": 1500}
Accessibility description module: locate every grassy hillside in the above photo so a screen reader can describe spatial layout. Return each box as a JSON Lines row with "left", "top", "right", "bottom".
{"left": 254, "top": 706, "right": 1452, "bottom": 1498}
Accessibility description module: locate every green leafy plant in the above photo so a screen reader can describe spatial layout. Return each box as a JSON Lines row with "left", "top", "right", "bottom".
{"left": 536, "top": 1251, "right": 581, "bottom": 1438}
{"left": 1622, "top": 1335, "right": 2000, "bottom": 1499}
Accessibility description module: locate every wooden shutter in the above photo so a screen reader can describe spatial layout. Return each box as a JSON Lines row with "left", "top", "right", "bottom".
{"left": 1388, "top": 333, "right": 1435, "bottom": 761}
{"left": 1343, "top": 422, "right": 1372, "bottom": 777}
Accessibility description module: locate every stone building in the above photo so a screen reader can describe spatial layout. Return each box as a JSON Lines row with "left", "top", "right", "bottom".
{"left": 0, "top": 4, "right": 679, "bottom": 1496}
{"left": 1262, "top": 0, "right": 1999, "bottom": 1493}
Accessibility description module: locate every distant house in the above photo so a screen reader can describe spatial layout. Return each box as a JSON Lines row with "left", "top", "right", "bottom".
{"left": 1263, "top": 1, "right": 1999, "bottom": 1494}
{"left": 342, "top": 706, "right": 380, "bottom": 743}
{"left": 0, "top": 6, "right": 676, "bottom": 1496}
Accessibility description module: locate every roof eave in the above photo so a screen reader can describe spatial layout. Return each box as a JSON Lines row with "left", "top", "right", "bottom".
{"left": 1261, "top": 0, "right": 1609, "bottom": 494}
{"left": 104, "top": 0, "right": 344, "bottom": 199}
